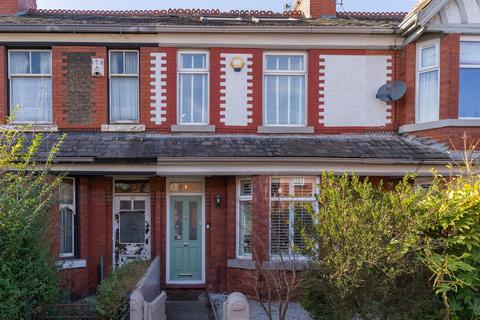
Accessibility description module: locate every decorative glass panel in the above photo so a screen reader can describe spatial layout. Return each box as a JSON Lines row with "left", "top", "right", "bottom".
{"left": 270, "top": 201, "right": 290, "bottom": 255}
{"left": 421, "top": 46, "right": 436, "bottom": 68}
{"left": 189, "top": 201, "right": 198, "bottom": 241}
{"left": 459, "top": 69, "right": 480, "bottom": 118}
{"left": 60, "top": 207, "right": 74, "bottom": 255}
{"left": 460, "top": 42, "right": 480, "bottom": 65}
{"left": 238, "top": 201, "right": 252, "bottom": 256}
{"left": 115, "top": 181, "right": 150, "bottom": 193}
{"left": 174, "top": 201, "right": 183, "bottom": 240}
{"left": 169, "top": 182, "right": 202, "bottom": 193}
{"left": 120, "top": 211, "right": 145, "bottom": 243}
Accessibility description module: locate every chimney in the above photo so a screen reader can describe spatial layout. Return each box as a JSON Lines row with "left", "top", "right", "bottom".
{"left": 0, "top": 0, "right": 37, "bottom": 15}
{"left": 294, "top": 0, "right": 337, "bottom": 18}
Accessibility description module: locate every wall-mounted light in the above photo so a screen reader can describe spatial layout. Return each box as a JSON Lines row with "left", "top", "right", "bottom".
{"left": 230, "top": 57, "right": 245, "bottom": 72}
{"left": 215, "top": 194, "right": 222, "bottom": 208}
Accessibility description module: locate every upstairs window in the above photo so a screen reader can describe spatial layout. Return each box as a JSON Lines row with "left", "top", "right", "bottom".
{"left": 8, "top": 50, "right": 52, "bottom": 123}
{"left": 264, "top": 54, "right": 306, "bottom": 126}
{"left": 59, "top": 178, "right": 76, "bottom": 258}
{"left": 459, "top": 42, "right": 480, "bottom": 118}
{"left": 109, "top": 50, "right": 139, "bottom": 123}
{"left": 416, "top": 41, "right": 440, "bottom": 123}
{"left": 237, "top": 178, "right": 253, "bottom": 259}
{"left": 178, "top": 52, "right": 209, "bottom": 124}
{"left": 269, "top": 177, "right": 315, "bottom": 258}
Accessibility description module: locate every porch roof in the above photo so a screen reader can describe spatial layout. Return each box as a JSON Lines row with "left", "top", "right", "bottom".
{"left": 37, "top": 133, "right": 451, "bottom": 164}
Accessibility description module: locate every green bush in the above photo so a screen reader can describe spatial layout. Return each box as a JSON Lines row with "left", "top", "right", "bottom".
{"left": 0, "top": 127, "right": 64, "bottom": 320}
{"left": 93, "top": 260, "right": 150, "bottom": 320}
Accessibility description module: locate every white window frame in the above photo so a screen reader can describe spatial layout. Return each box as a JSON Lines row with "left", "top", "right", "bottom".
{"left": 263, "top": 52, "right": 308, "bottom": 127}
{"left": 415, "top": 40, "right": 440, "bottom": 123}
{"left": 8, "top": 49, "right": 53, "bottom": 124}
{"left": 236, "top": 177, "right": 253, "bottom": 260}
{"left": 269, "top": 176, "right": 318, "bottom": 260}
{"left": 59, "top": 177, "right": 76, "bottom": 258}
{"left": 459, "top": 40, "right": 480, "bottom": 119}
{"left": 109, "top": 50, "right": 140, "bottom": 124}
{"left": 177, "top": 50, "right": 210, "bottom": 125}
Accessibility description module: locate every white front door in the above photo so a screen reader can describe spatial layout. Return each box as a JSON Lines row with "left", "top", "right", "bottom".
{"left": 113, "top": 196, "right": 151, "bottom": 267}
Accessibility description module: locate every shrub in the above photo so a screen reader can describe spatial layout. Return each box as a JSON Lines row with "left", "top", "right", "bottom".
{"left": 300, "top": 172, "right": 440, "bottom": 319}
{"left": 0, "top": 126, "right": 64, "bottom": 319}
{"left": 93, "top": 260, "right": 150, "bottom": 320}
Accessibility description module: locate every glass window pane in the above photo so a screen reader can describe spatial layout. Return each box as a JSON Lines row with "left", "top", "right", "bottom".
{"left": 59, "top": 179, "right": 74, "bottom": 205}
{"left": 60, "top": 207, "right": 74, "bottom": 255}
{"left": 120, "top": 211, "right": 145, "bottom": 243}
{"left": 169, "top": 182, "right": 202, "bottom": 193}
{"left": 110, "top": 77, "right": 139, "bottom": 122}
{"left": 417, "top": 70, "right": 439, "bottom": 123}
{"left": 240, "top": 180, "right": 252, "bottom": 197}
{"left": 31, "top": 52, "right": 51, "bottom": 74}
{"left": 271, "top": 178, "right": 290, "bottom": 198}
{"left": 10, "top": 51, "right": 30, "bottom": 74}
{"left": 264, "top": 75, "right": 305, "bottom": 125}
{"left": 460, "top": 42, "right": 480, "bottom": 65}
{"left": 174, "top": 201, "right": 183, "bottom": 240}
{"left": 133, "top": 200, "right": 145, "bottom": 210}
{"left": 125, "top": 52, "right": 138, "bottom": 74}
{"left": 270, "top": 201, "right": 290, "bottom": 255}
{"left": 293, "top": 177, "right": 315, "bottom": 197}
{"left": 179, "top": 74, "right": 207, "bottom": 124}
{"left": 421, "top": 46, "right": 437, "bottom": 68}
{"left": 11, "top": 77, "right": 52, "bottom": 123}
{"left": 265, "top": 55, "right": 304, "bottom": 71}
{"left": 120, "top": 200, "right": 131, "bottom": 210}
{"left": 293, "top": 202, "right": 313, "bottom": 250}
{"left": 459, "top": 68, "right": 480, "bottom": 118}
{"left": 115, "top": 181, "right": 150, "bottom": 193}
{"left": 111, "top": 52, "right": 124, "bottom": 74}
{"left": 189, "top": 201, "right": 198, "bottom": 241}
{"left": 238, "top": 201, "right": 252, "bottom": 256}
{"left": 264, "top": 75, "right": 277, "bottom": 124}
{"left": 181, "top": 53, "right": 206, "bottom": 69}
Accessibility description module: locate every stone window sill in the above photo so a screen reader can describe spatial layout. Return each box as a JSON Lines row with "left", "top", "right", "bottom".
{"left": 171, "top": 124, "right": 216, "bottom": 133}
{"left": 399, "top": 119, "right": 480, "bottom": 134}
{"left": 0, "top": 124, "right": 59, "bottom": 132}
{"left": 257, "top": 126, "right": 314, "bottom": 134}
{"left": 56, "top": 259, "right": 86, "bottom": 270}
{"left": 101, "top": 124, "right": 146, "bottom": 132}
{"left": 227, "top": 259, "right": 307, "bottom": 271}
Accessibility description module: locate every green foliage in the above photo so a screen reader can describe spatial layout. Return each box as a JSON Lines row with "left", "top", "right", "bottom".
{"left": 0, "top": 124, "right": 65, "bottom": 319}
{"left": 300, "top": 172, "right": 439, "bottom": 319}
{"left": 93, "top": 260, "right": 150, "bottom": 320}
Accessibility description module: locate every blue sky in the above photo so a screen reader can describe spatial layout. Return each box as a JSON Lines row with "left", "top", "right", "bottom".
{"left": 38, "top": 0, "right": 418, "bottom": 12}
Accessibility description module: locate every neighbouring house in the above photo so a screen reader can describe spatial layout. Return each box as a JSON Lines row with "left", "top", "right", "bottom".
{"left": 0, "top": 0, "right": 478, "bottom": 296}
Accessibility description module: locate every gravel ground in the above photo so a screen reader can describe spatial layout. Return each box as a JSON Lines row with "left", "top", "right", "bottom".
{"left": 209, "top": 293, "right": 312, "bottom": 320}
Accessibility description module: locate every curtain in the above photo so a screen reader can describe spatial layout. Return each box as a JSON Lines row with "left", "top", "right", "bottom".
{"left": 10, "top": 51, "right": 29, "bottom": 74}
{"left": 124, "top": 52, "right": 138, "bottom": 74}
{"left": 179, "top": 74, "right": 207, "bottom": 124}
{"left": 111, "top": 77, "right": 139, "bottom": 122}
{"left": 264, "top": 75, "right": 305, "bottom": 125}
{"left": 417, "top": 70, "right": 439, "bottom": 123}
{"left": 11, "top": 77, "right": 52, "bottom": 123}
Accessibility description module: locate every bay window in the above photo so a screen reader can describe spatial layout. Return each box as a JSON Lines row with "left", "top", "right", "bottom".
{"left": 459, "top": 41, "right": 480, "bottom": 118}
{"left": 178, "top": 52, "right": 209, "bottom": 124}
{"left": 59, "top": 178, "right": 76, "bottom": 258}
{"left": 8, "top": 50, "right": 52, "bottom": 123}
{"left": 264, "top": 54, "right": 306, "bottom": 126}
{"left": 237, "top": 178, "right": 253, "bottom": 259}
{"left": 416, "top": 41, "right": 440, "bottom": 123}
{"left": 270, "top": 177, "right": 315, "bottom": 257}
{"left": 109, "top": 50, "right": 139, "bottom": 123}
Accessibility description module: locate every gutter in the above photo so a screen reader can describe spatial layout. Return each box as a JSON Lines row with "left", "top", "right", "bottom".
{"left": 0, "top": 24, "right": 397, "bottom": 35}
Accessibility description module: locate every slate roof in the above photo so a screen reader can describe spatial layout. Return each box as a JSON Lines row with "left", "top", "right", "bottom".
{"left": 37, "top": 133, "right": 451, "bottom": 163}
{"left": 0, "top": 10, "right": 404, "bottom": 30}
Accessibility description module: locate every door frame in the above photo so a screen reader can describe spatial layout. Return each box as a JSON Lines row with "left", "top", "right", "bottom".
{"left": 166, "top": 177, "right": 206, "bottom": 285}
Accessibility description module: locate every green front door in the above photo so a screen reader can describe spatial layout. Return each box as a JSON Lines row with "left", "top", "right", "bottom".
{"left": 169, "top": 196, "right": 202, "bottom": 282}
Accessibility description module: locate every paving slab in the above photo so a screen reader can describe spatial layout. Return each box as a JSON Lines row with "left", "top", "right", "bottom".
{"left": 166, "top": 295, "right": 213, "bottom": 320}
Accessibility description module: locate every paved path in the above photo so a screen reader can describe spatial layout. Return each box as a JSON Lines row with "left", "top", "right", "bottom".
{"left": 166, "top": 295, "right": 213, "bottom": 320}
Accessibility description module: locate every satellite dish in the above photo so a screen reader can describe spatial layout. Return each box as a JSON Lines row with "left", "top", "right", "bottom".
{"left": 376, "top": 81, "right": 407, "bottom": 103}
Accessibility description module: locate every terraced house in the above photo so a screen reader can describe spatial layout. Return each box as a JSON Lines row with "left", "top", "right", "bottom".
{"left": 0, "top": 0, "right": 479, "bottom": 296}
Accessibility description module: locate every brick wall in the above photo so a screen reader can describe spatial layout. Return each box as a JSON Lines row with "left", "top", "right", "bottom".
{"left": 52, "top": 46, "right": 108, "bottom": 130}
{"left": 440, "top": 34, "right": 460, "bottom": 120}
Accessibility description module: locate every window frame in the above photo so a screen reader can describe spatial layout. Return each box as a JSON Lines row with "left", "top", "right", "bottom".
{"left": 269, "top": 176, "right": 318, "bottom": 260}
{"left": 236, "top": 177, "right": 253, "bottom": 260}
{"left": 262, "top": 51, "right": 308, "bottom": 127}
{"left": 108, "top": 50, "right": 140, "bottom": 124}
{"left": 459, "top": 40, "right": 480, "bottom": 119}
{"left": 59, "top": 177, "right": 76, "bottom": 259}
{"left": 415, "top": 40, "right": 440, "bottom": 124}
{"left": 177, "top": 50, "right": 210, "bottom": 125}
{"left": 8, "top": 49, "right": 53, "bottom": 124}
